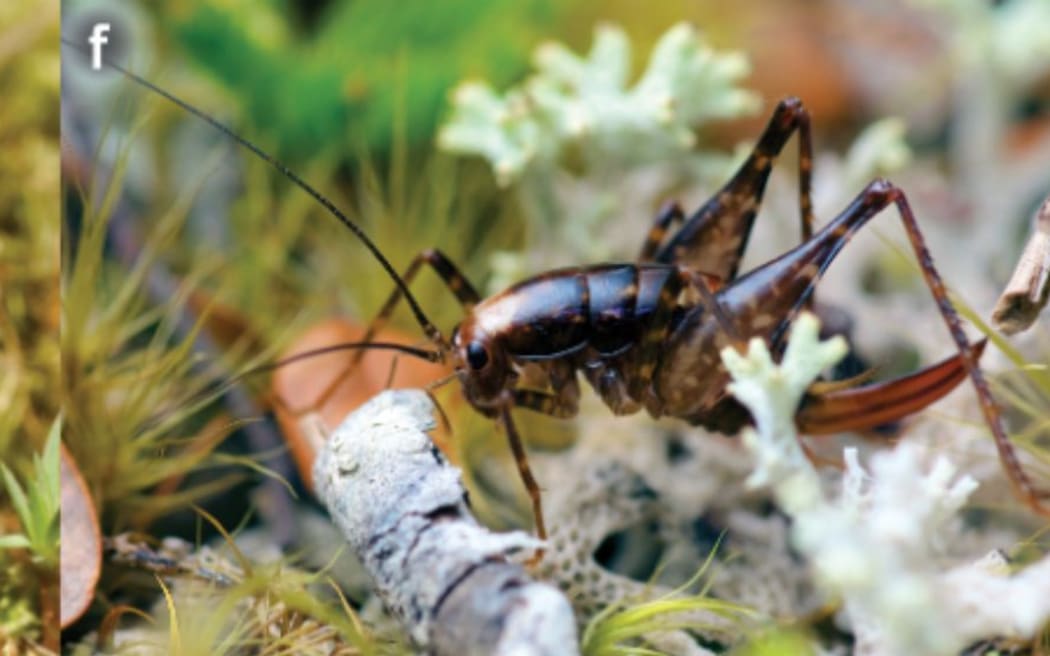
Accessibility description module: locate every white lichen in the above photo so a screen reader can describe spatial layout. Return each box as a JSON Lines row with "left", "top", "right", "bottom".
{"left": 438, "top": 22, "right": 760, "bottom": 286}
{"left": 720, "top": 314, "right": 848, "bottom": 514}
{"left": 532, "top": 459, "right": 743, "bottom": 646}
{"left": 720, "top": 312, "right": 1050, "bottom": 655}
{"left": 908, "top": 0, "right": 1050, "bottom": 89}
{"left": 438, "top": 22, "right": 758, "bottom": 187}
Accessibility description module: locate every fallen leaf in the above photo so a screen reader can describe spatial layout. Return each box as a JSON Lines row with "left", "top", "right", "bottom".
{"left": 60, "top": 443, "right": 102, "bottom": 628}
{"left": 271, "top": 318, "right": 453, "bottom": 490}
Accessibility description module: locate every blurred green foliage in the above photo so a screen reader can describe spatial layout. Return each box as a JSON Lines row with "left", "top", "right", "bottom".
{"left": 61, "top": 137, "right": 247, "bottom": 529}
{"left": 163, "top": 0, "right": 567, "bottom": 158}
{"left": 0, "top": 558, "right": 39, "bottom": 644}
{"left": 0, "top": 0, "right": 59, "bottom": 650}
{"left": 0, "top": 0, "right": 59, "bottom": 470}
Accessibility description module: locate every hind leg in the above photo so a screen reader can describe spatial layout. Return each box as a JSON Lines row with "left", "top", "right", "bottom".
{"left": 646, "top": 97, "right": 817, "bottom": 282}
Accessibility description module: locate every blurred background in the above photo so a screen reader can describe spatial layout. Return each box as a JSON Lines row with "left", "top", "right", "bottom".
{"left": 58, "top": 0, "right": 1050, "bottom": 653}
{"left": 0, "top": 0, "right": 59, "bottom": 653}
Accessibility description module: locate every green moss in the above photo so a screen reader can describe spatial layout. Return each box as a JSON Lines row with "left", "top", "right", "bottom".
{"left": 61, "top": 130, "right": 244, "bottom": 528}
{"left": 0, "top": 0, "right": 60, "bottom": 469}
{"left": 67, "top": 534, "right": 398, "bottom": 655}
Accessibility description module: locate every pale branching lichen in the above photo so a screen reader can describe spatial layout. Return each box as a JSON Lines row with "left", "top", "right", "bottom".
{"left": 438, "top": 22, "right": 759, "bottom": 186}
{"left": 721, "top": 312, "right": 1050, "bottom": 655}
{"left": 438, "top": 22, "right": 760, "bottom": 290}
{"left": 721, "top": 314, "right": 847, "bottom": 512}
{"left": 908, "top": 0, "right": 1050, "bottom": 88}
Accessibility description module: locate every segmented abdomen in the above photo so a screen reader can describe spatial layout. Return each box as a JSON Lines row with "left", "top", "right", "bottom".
{"left": 476, "top": 264, "right": 676, "bottom": 360}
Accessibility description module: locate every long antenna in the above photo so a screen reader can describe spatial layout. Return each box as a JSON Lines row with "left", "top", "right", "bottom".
{"left": 243, "top": 341, "right": 441, "bottom": 376}
{"left": 207, "top": 341, "right": 442, "bottom": 405}
{"left": 62, "top": 38, "right": 446, "bottom": 350}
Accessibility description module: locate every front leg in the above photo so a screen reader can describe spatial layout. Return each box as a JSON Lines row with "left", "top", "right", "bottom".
{"left": 497, "top": 390, "right": 549, "bottom": 557}
{"left": 512, "top": 388, "right": 579, "bottom": 419}
{"left": 305, "top": 248, "right": 479, "bottom": 418}
{"left": 581, "top": 356, "right": 642, "bottom": 416}
{"left": 512, "top": 359, "right": 581, "bottom": 418}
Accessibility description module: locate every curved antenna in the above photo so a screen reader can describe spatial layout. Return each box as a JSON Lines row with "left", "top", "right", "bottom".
{"left": 243, "top": 341, "right": 441, "bottom": 378}
{"left": 182, "top": 341, "right": 442, "bottom": 416}
{"left": 62, "top": 38, "right": 447, "bottom": 351}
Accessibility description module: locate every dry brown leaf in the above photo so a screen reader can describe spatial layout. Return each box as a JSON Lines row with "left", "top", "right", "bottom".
{"left": 60, "top": 443, "right": 101, "bottom": 628}
{"left": 271, "top": 318, "right": 453, "bottom": 490}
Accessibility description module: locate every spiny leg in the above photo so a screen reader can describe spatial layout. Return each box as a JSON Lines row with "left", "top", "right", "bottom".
{"left": 720, "top": 178, "right": 1049, "bottom": 513}
{"left": 639, "top": 201, "right": 730, "bottom": 304}
{"left": 354, "top": 248, "right": 481, "bottom": 360}
{"left": 876, "top": 184, "right": 1050, "bottom": 513}
{"left": 512, "top": 388, "right": 579, "bottom": 419}
{"left": 444, "top": 374, "right": 578, "bottom": 559}
{"left": 506, "top": 365, "right": 580, "bottom": 547}
{"left": 307, "top": 248, "right": 480, "bottom": 415}
{"left": 653, "top": 97, "right": 816, "bottom": 282}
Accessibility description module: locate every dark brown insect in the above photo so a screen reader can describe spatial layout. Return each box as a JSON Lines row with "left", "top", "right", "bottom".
{"left": 96, "top": 54, "right": 1049, "bottom": 548}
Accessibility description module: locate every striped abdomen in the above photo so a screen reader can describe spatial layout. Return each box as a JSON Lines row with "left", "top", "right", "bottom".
{"left": 465, "top": 263, "right": 677, "bottom": 361}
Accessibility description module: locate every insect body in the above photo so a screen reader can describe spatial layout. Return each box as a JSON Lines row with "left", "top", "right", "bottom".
{"left": 87, "top": 51, "right": 1048, "bottom": 547}
{"left": 453, "top": 263, "right": 684, "bottom": 416}
{"left": 425, "top": 178, "right": 996, "bottom": 542}
{"left": 341, "top": 97, "right": 1048, "bottom": 545}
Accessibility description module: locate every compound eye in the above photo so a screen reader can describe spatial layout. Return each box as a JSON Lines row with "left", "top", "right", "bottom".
{"left": 466, "top": 342, "right": 490, "bottom": 370}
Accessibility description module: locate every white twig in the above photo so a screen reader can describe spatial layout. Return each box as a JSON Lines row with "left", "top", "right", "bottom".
{"left": 313, "top": 390, "right": 578, "bottom": 655}
{"left": 993, "top": 193, "right": 1050, "bottom": 334}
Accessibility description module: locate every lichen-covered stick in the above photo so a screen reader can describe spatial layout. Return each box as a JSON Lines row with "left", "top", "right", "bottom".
{"left": 312, "top": 389, "right": 578, "bottom": 655}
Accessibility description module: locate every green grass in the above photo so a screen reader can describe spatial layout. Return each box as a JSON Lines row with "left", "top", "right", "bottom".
{"left": 0, "top": 418, "right": 60, "bottom": 569}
